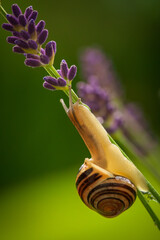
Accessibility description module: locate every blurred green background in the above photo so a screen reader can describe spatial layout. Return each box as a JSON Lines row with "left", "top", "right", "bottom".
{"left": 0, "top": 0, "right": 160, "bottom": 239}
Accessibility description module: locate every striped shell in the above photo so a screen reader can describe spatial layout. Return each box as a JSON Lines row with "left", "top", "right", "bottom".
{"left": 76, "top": 162, "right": 137, "bottom": 218}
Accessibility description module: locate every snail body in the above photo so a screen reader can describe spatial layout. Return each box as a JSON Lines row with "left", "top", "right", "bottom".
{"left": 61, "top": 97, "right": 148, "bottom": 217}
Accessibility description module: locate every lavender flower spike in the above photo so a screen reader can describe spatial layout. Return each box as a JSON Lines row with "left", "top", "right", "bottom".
{"left": 2, "top": 4, "right": 56, "bottom": 68}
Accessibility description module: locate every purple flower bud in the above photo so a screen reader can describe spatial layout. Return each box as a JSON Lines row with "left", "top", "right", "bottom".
{"left": 12, "top": 4, "right": 22, "bottom": 17}
{"left": 12, "top": 46, "right": 24, "bottom": 54}
{"left": 43, "top": 82, "right": 56, "bottom": 91}
{"left": 60, "top": 60, "right": 68, "bottom": 79}
{"left": 2, "top": 23, "right": 14, "bottom": 31}
{"left": 7, "top": 36, "right": 19, "bottom": 44}
{"left": 28, "top": 19, "right": 35, "bottom": 35}
{"left": 40, "top": 54, "right": 50, "bottom": 64}
{"left": 28, "top": 40, "right": 38, "bottom": 50}
{"left": 67, "top": 65, "right": 77, "bottom": 80}
{"left": 15, "top": 39, "right": 29, "bottom": 49}
{"left": 13, "top": 31, "right": 21, "bottom": 37}
{"left": 43, "top": 76, "right": 58, "bottom": 86}
{"left": 28, "top": 10, "right": 38, "bottom": 21}
{"left": 36, "top": 20, "right": 45, "bottom": 33}
{"left": 51, "top": 41, "right": 56, "bottom": 53}
{"left": 6, "top": 14, "right": 19, "bottom": 25}
{"left": 107, "top": 103, "right": 115, "bottom": 114}
{"left": 24, "top": 6, "right": 33, "bottom": 19}
{"left": 107, "top": 115, "right": 123, "bottom": 134}
{"left": 26, "top": 54, "right": 40, "bottom": 60}
{"left": 25, "top": 59, "right": 42, "bottom": 67}
{"left": 18, "top": 14, "right": 27, "bottom": 27}
{"left": 45, "top": 41, "right": 53, "bottom": 58}
{"left": 20, "top": 30, "right": 30, "bottom": 40}
{"left": 40, "top": 48, "right": 45, "bottom": 55}
{"left": 38, "top": 29, "right": 48, "bottom": 45}
{"left": 57, "top": 70, "right": 62, "bottom": 77}
{"left": 58, "top": 78, "right": 67, "bottom": 87}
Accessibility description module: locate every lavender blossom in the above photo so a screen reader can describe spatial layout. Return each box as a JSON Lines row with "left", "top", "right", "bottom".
{"left": 58, "top": 60, "right": 77, "bottom": 81}
{"left": 77, "top": 78, "right": 114, "bottom": 122}
{"left": 43, "top": 59, "right": 77, "bottom": 91}
{"left": 2, "top": 4, "right": 56, "bottom": 67}
{"left": 80, "top": 48, "right": 123, "bottom": 99}
{"left": 2, "top": 4, "right": 77, "bottom": 92}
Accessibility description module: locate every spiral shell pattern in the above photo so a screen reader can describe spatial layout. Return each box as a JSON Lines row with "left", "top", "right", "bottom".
{"left": 76, "top": 163, "right": 137, "bottom": 218}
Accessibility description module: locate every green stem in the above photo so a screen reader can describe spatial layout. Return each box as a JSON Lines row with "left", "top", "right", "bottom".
{"left": 147, "top": 180, "right": 160, "bottom": 203}
{"left": 0, "top": 1, "right": 7, "bottom": 21}
{"left": 138, "top": 190, "right": 160, "bottom": 230}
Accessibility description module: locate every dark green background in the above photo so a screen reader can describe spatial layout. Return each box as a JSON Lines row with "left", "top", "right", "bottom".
{"left": 0, "top": 1, "right": 160, "bottom": 239}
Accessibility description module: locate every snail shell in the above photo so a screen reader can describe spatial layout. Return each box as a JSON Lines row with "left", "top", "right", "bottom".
{"left": 76, "top": 159, "right": 137, "bottom": 217}
{"left": 61, "top": 96, "right": 148, "bottom": 217}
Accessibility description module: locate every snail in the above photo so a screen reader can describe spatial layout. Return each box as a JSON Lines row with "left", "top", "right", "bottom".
{"left": 60, "top": 92, "right": 148, "bottom": 218}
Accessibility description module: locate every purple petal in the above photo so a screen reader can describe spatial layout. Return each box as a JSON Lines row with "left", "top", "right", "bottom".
{"left": 51, "top": 41, "right": 56, "bottom": 53}
{"left": 18, "top": 14, "right": 27, "bottom": 27}
{"left": 28, "top": 19, "right": 35, "bottom": 35}
{"left": 12, "top": 46, "right": 24, "bottom": 54}
{"left": 40, "top": 48, "right": 45, "bottom": 55}
{"left": 38, "top": 29, "right": 48, "bottom": 45}
{"left": 2, "top": 23, "right": 14, "bottom": 31}
{"left": 43, "top": 82, "right": 56, "bottom": 91}
{"left": 13, "top": 31, "right": 21, "bottom": 37}
{"left": 43, "top": 76, "right": 58, "bottom": 86}
{"left": 25, "top": 59, "right": 42, "bottom": 67}
{"left": 15, "top": 39, "right": 29, "bottom": 49}
{"left": 6, "top": 14, "right": 19, "bottom": 25}
{"left": 45, "top": 41, "right": 53, "bottom": 58}
{"left": 57, "top": 70, "right": 62, "bottom": 77}
{"left": 60, "top": 60, "right": 68, "bottom": 79}
{"left": 67, "top": 65, "right": 77, "bottom": 81}
{"left": 40, "top": 54, "right": 50, "bottom": 64}
{"left": 26, "top": 54, "right": 40, "bottom": 60}
{"left": 28, "top": 40, "right": 38, "bottom": 50}
{"left": 7, "top": 36, "right": 19, "bottom": 44}
{"left": 20, "top": 30, "right": 30, "bottom": 40}
{"left": 24, "top": 6, "right": 33, "bottom": 19}
{"left": 36, "top": 20, "right": 45, "bottom": 33}
{"left": 58, "top": 78, "right": 67, "bottom": 87}
{"left": 12, "top": 4, "right": 22, "bottom": 17}
{"left": 28, "top": 11, "right": 38, "bottom": 21}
